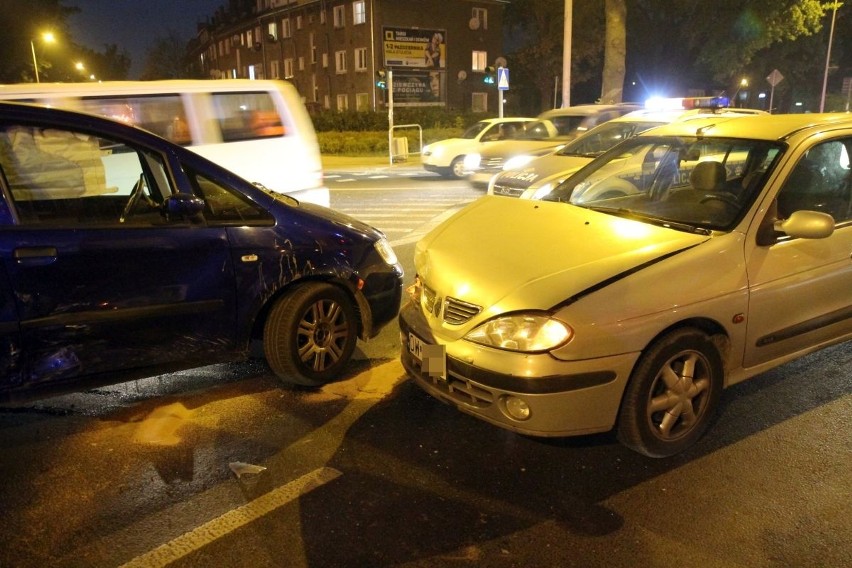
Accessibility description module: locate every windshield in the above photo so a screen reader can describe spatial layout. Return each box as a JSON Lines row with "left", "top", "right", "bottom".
{"left": 557, "top": 121, "right": 666, "bottom": 157}
{"left": 544, "top": 135, "right": 784, "bottom": 231}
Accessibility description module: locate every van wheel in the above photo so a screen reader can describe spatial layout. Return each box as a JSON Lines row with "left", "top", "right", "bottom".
{"left": 617, "top": 328, "right": 723, "bottom": 458}
{"left": 449, "top": 157, "right": 467, "bottom": 179}
{"left": 263, "top": 283, "right": 357, "bottom": 387}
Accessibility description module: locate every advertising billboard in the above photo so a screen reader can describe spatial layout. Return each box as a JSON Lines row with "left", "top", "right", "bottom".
{"left": 383, "top": 27, "right": 446, "bottom": 70}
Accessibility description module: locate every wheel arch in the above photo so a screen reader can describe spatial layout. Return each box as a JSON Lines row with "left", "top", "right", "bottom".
{"left": 617, "top": 317, "right": 731, "bottom": 409}
{"left": 248, "top": 275, "right": 368, "bottom": 345}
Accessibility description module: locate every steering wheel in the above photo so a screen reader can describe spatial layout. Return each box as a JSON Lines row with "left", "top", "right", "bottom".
{"left": 699, "top": 193, "right": 739, "bottom": 207}
{"left": 120, "top": 173, "right": 155, "bottom": 223}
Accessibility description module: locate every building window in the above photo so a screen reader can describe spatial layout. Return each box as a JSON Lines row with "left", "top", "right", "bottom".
{"left": 282, "top": 18, "right": 291, "bottom": 38}
{"left": 356, "top": 92, "right": 369, "bottom": 111}
{"left": 284, "top": 58, "right": 294, "bottom": 78}
{"left": 320, "top": 9, "right": 326, "bottom": 24}
{"left": 298, "top": 56, "right": 305, "bottom": 71}
{"left": 354, "top": 47, "right": 367, "bottom": 71}
{"left": 472, "top": 92, "right": 488, "bottom": 112}
{"left": 336, "top": 94, "right": 349, "bottom": 111}
{"left": 333, "top": 5, "right": 345, "bottom": 28}
{"left": 296, "top": 15, "right": 302, "bottom": 30}
{"left": 267, "top": 22, "right": 278, "bottom": 41}
{"left": 324, "top": 94, "right": 330, "bottom": 109}
{"left": 472, "top": 51, "right": 488, "bottom": 72}
{"left": 353, "top": 1, "right": 366, "bottom": 25}
{"left": 310, "top": 32, "right": 317, "bottom": 64}
{"left": 335, "top": 50, "right": 347, "bottom": 73}
{"left": 322, "top": 53, "right": 329, "bottom": 68}
{"left": 472, "top": 8, "right": 488, "bottom": 30}
{"left": 270, "top": 60, "right": 280, "bottom": 79}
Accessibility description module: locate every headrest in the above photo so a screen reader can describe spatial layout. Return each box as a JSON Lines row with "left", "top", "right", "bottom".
{"left": 690, "top": 161, "right": 726, "bottom": 191}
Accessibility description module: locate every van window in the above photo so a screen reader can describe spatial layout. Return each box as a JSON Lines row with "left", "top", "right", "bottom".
{"left": 78, "top": 95, "right": 191, "bottom": 145}
{"left": 210, "top": 91, "right": 286, "bottom": 142}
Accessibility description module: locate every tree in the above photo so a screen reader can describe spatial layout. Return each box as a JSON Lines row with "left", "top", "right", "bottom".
{"left": 0, "top": 0, "right": 79, "bottom": 83}
{"left": 600, "top": 0, "right": 627, "bottom": 102}
{"left": 626, "top": 0, "right": 829, "bottom": 98}
{"left": 505, "top": 0, "right": 604, "bottom": 112}
{"left": 140, "top": 32, "right": 201, "bottom": 80}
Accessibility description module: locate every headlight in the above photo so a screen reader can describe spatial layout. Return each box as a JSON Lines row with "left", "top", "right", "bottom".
{"left": 464, "top": 313, "right": 573, "bottom": 352}
{"left": 374, "top": 237, "right": 398, "bottom": 266}
{"left": 503, "top": 155, "right": 535, "bottom": 171}
{"left": 464, "top": 153, "right": 481, "bottom": 171}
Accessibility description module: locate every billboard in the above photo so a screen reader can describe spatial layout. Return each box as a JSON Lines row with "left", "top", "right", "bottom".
{"left": 383, "top": 27, "right": 446, "bottom": 70}
{"left": 392, "top": 71, "right": 443, "bottom": 105}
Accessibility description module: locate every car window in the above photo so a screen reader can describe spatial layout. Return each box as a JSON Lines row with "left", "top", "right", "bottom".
{"left": 0, "top": 124, "right": 174, "bottom": 226}
{"left": 777, "top": 139, "right": 852, "bottom": 223}
{"left": 186, "top": 167, "right": 272, "bottom": 224}
{"left": 558, "top": 121, "right": 664, "bottom": 157}
{"left": 461, "top": 121, "right": 490, "bottom": 139}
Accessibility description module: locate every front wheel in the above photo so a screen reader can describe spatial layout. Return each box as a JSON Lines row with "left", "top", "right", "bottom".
{"left": 263, "top": 283, "right": 358, "bottom": 387}
{"left": 617, "top": 328, "right": 723, "bottom": 457}
{"left": 449, "top": 156, "right": 467, "bottom": 179}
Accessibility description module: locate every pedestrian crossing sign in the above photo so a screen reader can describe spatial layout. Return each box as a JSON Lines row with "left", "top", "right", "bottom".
{"left": 497, "top": 67, "right": 509, "bottom": 91}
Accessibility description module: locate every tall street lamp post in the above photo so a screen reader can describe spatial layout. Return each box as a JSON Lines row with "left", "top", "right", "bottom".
{"left": 819, "top": 1, "right": 839, "bottom": 113}
{"left": 30, "top": 32, "right": 56, "bottom": 83}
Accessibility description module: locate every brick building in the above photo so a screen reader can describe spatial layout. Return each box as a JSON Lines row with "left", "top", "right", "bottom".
{"left": 192, "top": 0, "right": 508, "bottom": 113}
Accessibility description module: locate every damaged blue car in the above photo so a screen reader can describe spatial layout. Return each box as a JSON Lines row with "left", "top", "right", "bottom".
{"left": 0, "top": 102, "right": 403, "bottom": 401}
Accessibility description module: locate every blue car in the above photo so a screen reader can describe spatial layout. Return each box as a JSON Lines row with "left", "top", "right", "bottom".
{"left": 0, "top": 102, "right": 403, "bottom": 401}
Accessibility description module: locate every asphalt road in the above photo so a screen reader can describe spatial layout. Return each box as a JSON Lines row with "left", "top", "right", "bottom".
{"left": 0, "top": 170, "right": 849, "bottom": 567}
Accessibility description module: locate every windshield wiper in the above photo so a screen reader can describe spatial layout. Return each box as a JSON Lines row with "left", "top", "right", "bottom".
{"left": 577, "top": 205, "right": 711, "bottom": 235}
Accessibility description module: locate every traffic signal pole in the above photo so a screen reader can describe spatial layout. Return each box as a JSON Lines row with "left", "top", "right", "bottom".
{"left": 387, "top": 69, "right": 394, "bottom": 165}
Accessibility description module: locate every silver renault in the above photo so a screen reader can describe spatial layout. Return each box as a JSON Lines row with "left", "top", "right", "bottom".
{"left": 399, "top": 113, "right": 852, "bottom": 457}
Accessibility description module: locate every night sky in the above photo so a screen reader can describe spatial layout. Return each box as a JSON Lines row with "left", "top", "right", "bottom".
{"left": 67, "top": 0, "right": 223, "bottom": 78}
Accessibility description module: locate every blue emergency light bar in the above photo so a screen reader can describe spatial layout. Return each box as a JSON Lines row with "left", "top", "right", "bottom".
{"left": 645, "top": 96, "right": 730, "bottom": 111}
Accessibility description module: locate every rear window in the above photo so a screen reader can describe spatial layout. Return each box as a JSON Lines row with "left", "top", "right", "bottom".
{"left": 211, "top": 91, "right": 287, "bottom": 142}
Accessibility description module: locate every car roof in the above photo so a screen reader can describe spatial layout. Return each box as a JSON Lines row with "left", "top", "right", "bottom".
{"left": 479, "top": 117, "right": 536, "bottom": 124}
{"left": 637, "top": 112, "right": 852, "bottom": 142}
{"left": 538, "top": 103, "right": 641, "bottom": 118}
{"left": 613, "top": 107, "right": 767, "bottom": 124}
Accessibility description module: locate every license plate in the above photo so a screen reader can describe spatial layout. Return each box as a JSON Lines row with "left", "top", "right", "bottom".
{"left": 408, "top": 332, "right": 425, "bottom": 361}
{"left": 408, "top": 332, "right": 446, "bottom": 380}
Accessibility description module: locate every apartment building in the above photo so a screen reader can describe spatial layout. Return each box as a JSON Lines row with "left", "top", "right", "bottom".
{"left": 192, "top": 0, "right": 508, "bottom": 112}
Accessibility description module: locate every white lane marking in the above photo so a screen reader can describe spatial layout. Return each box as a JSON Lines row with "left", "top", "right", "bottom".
{"left": 119, "top": 467, "right": 342, "bottom": 568}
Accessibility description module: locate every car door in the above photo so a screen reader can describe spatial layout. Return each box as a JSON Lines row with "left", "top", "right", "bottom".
{"left": 0, "top": 121, "right": 237, "bottom": 388}
{"left": 743, "top": 137, "right": 852, "bottom": 369}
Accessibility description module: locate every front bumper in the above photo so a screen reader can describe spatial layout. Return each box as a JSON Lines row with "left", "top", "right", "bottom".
{"left": 398, "top": 300, "right": 640, "bottom": 437}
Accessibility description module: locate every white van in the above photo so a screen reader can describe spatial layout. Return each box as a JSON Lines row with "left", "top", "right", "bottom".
{"left": 0, "top": 79, "right": 329, "bottom": 206}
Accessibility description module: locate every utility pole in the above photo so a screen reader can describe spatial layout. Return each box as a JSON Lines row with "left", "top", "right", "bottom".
{"left": 562, "top": 0, "right": 572, "bottom": 108}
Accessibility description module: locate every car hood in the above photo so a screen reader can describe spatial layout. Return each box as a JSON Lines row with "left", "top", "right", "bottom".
{"left": 497, "top": 154, "right": 594, "bottom": 188}
{"left": 415, "top": 196, "right": 709, "bottom": 323}
{"left": 478, "top": 138, "right": 566, "bottom": 159}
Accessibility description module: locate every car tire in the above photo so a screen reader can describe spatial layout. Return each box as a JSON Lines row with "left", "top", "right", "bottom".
{"left": 617, "top": 328, "right": 723, "bottom": 458}
{"left": 449, "top": 156, "right": 467, "bottom": 179}
{"left": 263, "top": 282, "right": 357, "bottom": 387}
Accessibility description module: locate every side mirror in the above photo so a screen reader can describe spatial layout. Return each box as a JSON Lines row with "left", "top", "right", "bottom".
{"left": 163, "top": 193, "right": 205, "bottom": 221}
{"left": 773, "top": 210, "right": 835, "bottom": 239}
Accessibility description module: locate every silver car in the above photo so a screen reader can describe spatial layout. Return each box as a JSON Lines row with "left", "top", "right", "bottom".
{"left": 399, "top": 113, "right": 852, "bottom": 457}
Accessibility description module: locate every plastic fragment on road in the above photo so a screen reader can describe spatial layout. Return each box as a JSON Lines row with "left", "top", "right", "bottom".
{"left": 229, "top": 461, "right": 267, "bottom": 478}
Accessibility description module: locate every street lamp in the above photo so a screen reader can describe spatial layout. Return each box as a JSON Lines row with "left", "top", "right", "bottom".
{"left": 30, "top": 32, "right": 56, "bottom": 83}
{"left": 819, "top": 0, "right": 839, "bottom": 112}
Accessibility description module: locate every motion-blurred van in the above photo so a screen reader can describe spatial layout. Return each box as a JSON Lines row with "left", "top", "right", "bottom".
{"left": 0, "top": 79, "right": 329, "bottom": 206}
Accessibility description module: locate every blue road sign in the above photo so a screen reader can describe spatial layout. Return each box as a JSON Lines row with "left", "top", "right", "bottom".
{"left": 497, "top": 67, "right": 509, "bottom": 91}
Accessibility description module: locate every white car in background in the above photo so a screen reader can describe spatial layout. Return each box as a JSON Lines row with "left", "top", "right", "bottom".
{"left": 421, "top": 117, "right": 535, "bottom": 179}
{"left": 489, "top": 98, "right": 766, "bottom": 199}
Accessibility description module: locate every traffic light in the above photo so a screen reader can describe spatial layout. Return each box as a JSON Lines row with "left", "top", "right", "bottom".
{"left": 376, "top": 69, "right": 387, "bottom": 89}
{"left": 483, "top": 66, "right": 496, "bottom": 85}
